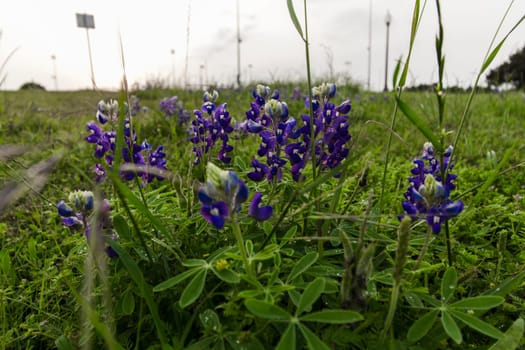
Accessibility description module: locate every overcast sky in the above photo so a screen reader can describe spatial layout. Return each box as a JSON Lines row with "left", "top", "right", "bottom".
{"left": 1, "top": 0, "right": 524, "bottom": 91}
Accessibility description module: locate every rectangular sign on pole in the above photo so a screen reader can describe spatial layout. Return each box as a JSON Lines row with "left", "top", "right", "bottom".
{"left": 76, "top": 13, "right": 95, "bottom": 29}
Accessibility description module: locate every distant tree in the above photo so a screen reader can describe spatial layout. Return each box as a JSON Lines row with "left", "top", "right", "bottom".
{"left": 19, "top": 82, "right": 46, "bottom": 90}
{"left": 486, "top": 45, "right": 525, "bottom": 89}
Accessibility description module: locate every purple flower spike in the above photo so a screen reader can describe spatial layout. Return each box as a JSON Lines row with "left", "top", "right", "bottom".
{"left": 249, "top": 192, "right": 273, "bottom": 221}
{"left": 201, "top": 201, "right": 229, "bottom": 229}
{"left": 86, "top": 122, "right": 102, "bottom": 143}
{"left": 57, "top": 200, "right": 74, "bottom": 217}
{"left": 400, "top": 143, "right": 464, "bottom": 234}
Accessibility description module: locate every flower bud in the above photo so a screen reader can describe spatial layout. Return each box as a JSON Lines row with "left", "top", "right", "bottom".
{"left": 255, "top": 84, "right": 271, "bottom": 99}
{"left": 203, "top": 90, "right": 219, "bottom": 103}
{"left": 68, "top": 190, "right": 94, "bottom": 212}
{"left": 264, "top": 99, "right": 284, "bottom": 119}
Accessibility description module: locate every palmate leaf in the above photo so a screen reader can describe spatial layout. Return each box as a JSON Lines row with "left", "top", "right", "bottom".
{"left": 153, "top": 267, "right": 201, "bottom": 292}
{"left": 441, "top": 267, "right": 457, "bottom": 302}
{"left": 395, "top": 97, "right": 443, "bottom": 153}
{"left": 450, "top": 310, "right": 504, "bottom": 340}
{"left": 287, "top": 251, "right": 318, "bottom": 282}
{"left": 298, "top": 323, "right": 331, "bottom": 350}
{"left": 442, "top": 310, "right": 462, "bottom": 345}
{"left": 296, "top": 277, "right": 325, "bottom": 315}
{"left": 276, "top": 324, "right": 296, "bottom": 350}
{"left": 449, "top": 296, "right": 504, "bottom": 310}
{"left": 180, "top": 269, "right": 207, "bottom": 308}
{"left": 120, "top": 289, "right": 135, "bottom": 315}
{"left": 300, "top": 310, "right": 363, "bottom": 324}
{"left": 407, "top": 309, "right": 439, "bottom": 342}
{"left": 244, "top": 299, "right": 291, "bottom": 321}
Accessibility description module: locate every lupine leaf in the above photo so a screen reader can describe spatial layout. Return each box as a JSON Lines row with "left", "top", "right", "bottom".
{"left": 298, "top": 323, "right": 331, "bottom": 350}
{"left": 121, "top": 289, "right": 135, "bottom": 315}
{"left": 441, "top": 267, "right": 457, "bottom": 302}
{"left": 55, "top": 335, "right": 74, "bottom": 350}
{"left": 407, "top": 309, "right": 439, "bottom": 342}
{"left": 179, "top": 269, "right": 207, "bottom": 308}
{"left": 276, "top": 324, "right": 296, "bottom": 350}
{"left": 244, "top": 299, "right": 291, "bottom": 321}
{"left": 488, "top": 318, "right": 524, "bottom": 350}
{"left": 442, "top": 310, "right": 462, "bottom": 344}
{"left": 450, "top": 310, "right": 504, "bottom": 340}
{"left": 287, "top": 251, "right": 318, "bottom": 282}
{"left": 449, "top": 296, "right": 504, "bottom": 310}
{"left": 211, "top": 265, "right": 240, "bottom": 284}
{"left": 297, "top": 277, "right": 325, "bottom": 315}
{"left": 396, "top": 97, "right": 443, "bottom": 153}
{"left": 199, "top": 309, "right": 221, "bottom": 332}
{"left": 182, "top": 259, "right": 208, "bottom": 267}
{"left": 300, "top": 310, "right": 363, "bottom": 324}
{"left": 286, "top": 0, "right": 304, "bottom": 40}
{"left": 153, "top": 267, "right": 201, "bottom": 292}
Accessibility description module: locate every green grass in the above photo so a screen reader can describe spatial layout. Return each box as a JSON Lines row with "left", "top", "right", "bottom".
{"left": 0, "top": 85, "right": 524, "bottom": 349}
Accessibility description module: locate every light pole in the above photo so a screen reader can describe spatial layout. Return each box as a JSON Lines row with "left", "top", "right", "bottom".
{"left": 76, "top": 13, "right": 96, "bottom": 89}
{"left": 51, "top": 54, "right": 58, "bottom": 90}
{"left": 248, "top": 64, "right": 253, "bottom": 85}
{"left": 199, "top": 64, "right": 205, "bottom": 90}
{"left": 236, "top": 0, "right": 242, "bottom": 88}
{"left": 367, "top": 0, "right": 372, "bottom": 91}
{"left": 383, "top": 10, "right": 392, "bottom": 92}
{"left": 170, "top": 49, "right": 176, "bottom": 88}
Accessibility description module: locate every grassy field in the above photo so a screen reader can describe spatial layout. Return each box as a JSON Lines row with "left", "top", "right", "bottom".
{"left": 0, "top": 84, "right": 524, "bottom": 349}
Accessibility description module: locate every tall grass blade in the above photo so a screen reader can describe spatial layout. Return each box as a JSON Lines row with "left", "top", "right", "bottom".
{"left": 488, "top": 318, "right": 524, "bottom": 350}
{"left": 107, "top": 241, "right": 168, "bottom": 345}
{"left": 286, "top": 0, "right": 304, "bottom": 40}
{"left": 0, "top": 155, "right": 60, "bottom": 216}
{"left": 395, "top": 97, "right": 443, "bottom": 152}
{"left": 480, "top": 14, "right": 525, "bottom": 74}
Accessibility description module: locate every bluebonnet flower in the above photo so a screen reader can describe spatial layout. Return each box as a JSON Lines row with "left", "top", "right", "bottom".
{"left": 160, "top": 96, "right": 190, "bottom": 124}
{"left": 125, "top": 95, "right": 141, "bottom": 117}
{"left": 245, "top": 85, "right": 296, "bottom": 182}
{"left": 189, "top": 91, "right": 234, "bottom": 165}
{"left": 284, "top": 83, "right": 352, "bottom": 180}
{"left": 198, "top": 163, "right": 272, "bottom": 229}
{"left": 291, "top": 87, "right": 302, "bottom": 101}
{"left": 57, "top": 190, "right": 118, "bottom": 258}
{"left": 96, "top": 99, "right": 119, "bottom": 124}
{"left": 401, "top": 143, "right": 464, "bottom": 234}
{"left": 86, "top": 99, "right": 168, "bottom": 185}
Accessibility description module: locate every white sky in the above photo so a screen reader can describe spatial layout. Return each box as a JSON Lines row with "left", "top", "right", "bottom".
{"left": 0, "top": 0, "right": 524, "bottom": 91}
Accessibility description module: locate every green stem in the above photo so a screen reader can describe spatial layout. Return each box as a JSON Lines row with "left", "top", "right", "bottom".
{"left": 381, "top": 281, "right": 400, "bottom": 341}
{"left": 302, "top": 0, "right": 323, "bottom": 256}
{"left": 415, "top": 226, "right": 433, "bottom": 271}
{"left": 231, "top": 220, "right": 255, "bottom": 281}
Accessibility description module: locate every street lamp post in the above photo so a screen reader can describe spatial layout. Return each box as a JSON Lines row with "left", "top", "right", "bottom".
{"left": 76, "top": 13, "right": 96, "bottom": 89}
{"left": 383, "top": 10, "right": 392, "bottom": 92}
{"left": 51, "top": 54, "right": 58, "bottom": 90}
{"left": 171, "top": 49, "right": 176, "bottom": 88}
{"left": 367, "top": 0, "right": 372, "bottom": 91}
{"left": 236, "top": 0, "right": 242, "bottom": 88}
